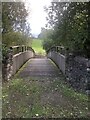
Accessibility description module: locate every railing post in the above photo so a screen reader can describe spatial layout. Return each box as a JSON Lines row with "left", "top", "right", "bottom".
{"left": 17, "top": 47, "right": 19, "bottom": 54}
{"left": 25, "top": 46, "right": 27, "bottom": 51}
{"left": 27, "top": 46, "right": 29, "bottom": 51}
{"left": 22, "top": 46, "right": 23, "bottom": 52}
{"left": 23, "top": 46, "right": 25, "bottom": 52}
{"left": 56, "top": 46, "right": 58, "bottom": 52}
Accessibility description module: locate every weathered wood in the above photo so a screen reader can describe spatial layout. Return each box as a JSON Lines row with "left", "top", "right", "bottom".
{"left": 47, "top": 51, "right": 66, "bottom": 74}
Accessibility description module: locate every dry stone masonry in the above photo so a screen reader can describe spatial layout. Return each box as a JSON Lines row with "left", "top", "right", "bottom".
{"left": 66, "top": 55, "right": 90, "bottom": 94}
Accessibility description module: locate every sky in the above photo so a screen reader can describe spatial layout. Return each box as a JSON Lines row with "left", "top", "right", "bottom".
{"left": 25, "top": 0, "right": 52, "bottom": 37}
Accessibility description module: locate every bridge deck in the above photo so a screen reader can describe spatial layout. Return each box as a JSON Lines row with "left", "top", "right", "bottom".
{"left": 17, "top": 57, "right": 61, "bottom": 78}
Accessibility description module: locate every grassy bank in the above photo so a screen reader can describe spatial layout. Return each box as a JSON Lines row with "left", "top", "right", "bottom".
{"left": 31, "top": 39, "right": 45, "bottom": 55}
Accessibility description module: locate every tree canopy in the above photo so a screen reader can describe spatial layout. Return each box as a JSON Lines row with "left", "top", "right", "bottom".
{"left": 43, "top": 2, "right": 90, "bottom": 57}
{"left": 2, "top": 2, "right": 31, "bottom": 47}
{"left": 2, "top": 2, "right": 28, "bottom": 33}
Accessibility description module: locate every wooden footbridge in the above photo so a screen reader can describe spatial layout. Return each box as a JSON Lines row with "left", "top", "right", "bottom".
{"left": 2, "top": 45, "right": 66, "bottom": 81}
{"left": 2, "top": 45, "right": 89, "bottom": 93}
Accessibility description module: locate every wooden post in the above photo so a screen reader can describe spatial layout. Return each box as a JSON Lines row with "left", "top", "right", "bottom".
{"left": 17, "top": 47, "right": 19, "bottom": 54}
{"left": 21, "top": 46, "right": 24, "bottom": 52}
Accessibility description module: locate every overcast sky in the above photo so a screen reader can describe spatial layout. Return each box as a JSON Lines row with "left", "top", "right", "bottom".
{"left": 25, "top": 0, "right": 51, "bottom": 37}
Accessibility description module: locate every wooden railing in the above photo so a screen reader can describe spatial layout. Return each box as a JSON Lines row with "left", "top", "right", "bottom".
{"left": 47, "top": 46, "right": 66, "bottom": 74}
{"left": 10, "top": 45, "right": 35, "bottom": 55}
{"left": 47, "top": 46, "right": 66, "bottom": 55}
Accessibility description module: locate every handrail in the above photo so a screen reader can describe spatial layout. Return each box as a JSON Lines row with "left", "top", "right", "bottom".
{"left": 10, "top": 45, "right": 35, "bottom": 55}
{"left": 47, "top": 46, "right": 65, "bottom": 55}
{"left": 2, "top": 45, "right": 35, "bottom": 81}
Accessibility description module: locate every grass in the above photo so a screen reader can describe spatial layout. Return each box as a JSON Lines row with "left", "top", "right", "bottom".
{"left": 51, "top": 79, "right": 88, "bottom": 102}
{"left": 2, "top": 78, "right": 42, "bottom": 118}
{"left": 31, "top": 39, "right": 45, "bottom": 55}
{"left": 2, "top": 76, "right": 89, "bottom": 118}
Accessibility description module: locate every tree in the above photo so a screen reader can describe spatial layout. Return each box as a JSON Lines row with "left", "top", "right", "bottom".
{"left": 2, "top": 2, "right": 31, "bottom": 47}
{"left": 3, "top": 31, "right": 30, "bottom": 47}
{"left": 2, "top": 1, "right": 32, "bottom": 63}
{"left": 38, "top": 27, "right": 53, "bottom": 40}
{"left": 44, "top": 2, "right": 89, "bottom": 57}
{"left": 2, "top": 2, "right": 28, "bottom": 34}
{"left": 38, "top": 27, "right": 54, "bottom": 51}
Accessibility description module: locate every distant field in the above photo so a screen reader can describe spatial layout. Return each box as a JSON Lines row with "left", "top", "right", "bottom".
{"left": 31, "top": 39, "right": 45, "bottom": 55}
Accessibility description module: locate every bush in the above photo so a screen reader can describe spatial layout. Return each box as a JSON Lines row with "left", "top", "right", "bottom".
{"left": 2, "top": 44, "right": 9, "bottom": 64}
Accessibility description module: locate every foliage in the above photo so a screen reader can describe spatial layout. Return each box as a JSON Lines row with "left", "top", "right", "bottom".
{"left": 44, "top": 2, "right": 90, "bottom": 57}
{"left": 2, "top": 2, "right": 31, "bottom": 46}
{"left": 2, "top": 2, "right": 32, "bottom": 59}
{"left": 43, "top": 39, "right": 54, "bottom": 52}
{"left": 2, "top": 44, "right": 9, "bottom": 63}
{"left": 2, "top": 2, "right": 28, "bottom": 34}
{"left": 38, "top": 27, "right": 53, "bottom": 40}
{"left": 3, "top": 31, "right": 30, "bottom": 47}
{"left": 38, "top": 28, "right": 54, "bottom": 52}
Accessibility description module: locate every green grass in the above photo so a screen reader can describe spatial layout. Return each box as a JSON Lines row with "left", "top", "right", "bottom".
{"left": 2, "top": 77, "right": 89, "bottom": 118}
{"left": 51, "top": 79, "right": 88, "bottom": 102}
{"left": 31, "top": 39, "right": 45, "bottom": 55}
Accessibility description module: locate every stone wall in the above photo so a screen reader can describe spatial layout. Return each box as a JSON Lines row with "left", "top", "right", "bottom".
{"left": 66, "top": 55, "right": 90, "bottom": 93}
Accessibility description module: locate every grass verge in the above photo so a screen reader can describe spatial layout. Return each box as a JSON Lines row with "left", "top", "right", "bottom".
{"left": 31, "top": 39, "right": 45, "bottom": 55}
{"left": 2, "top": 76, "right": 89, "bottom": 118}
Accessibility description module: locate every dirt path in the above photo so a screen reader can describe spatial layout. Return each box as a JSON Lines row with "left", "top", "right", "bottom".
{"left": 2, "top": 58, "right": 89, "bottom": 118}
